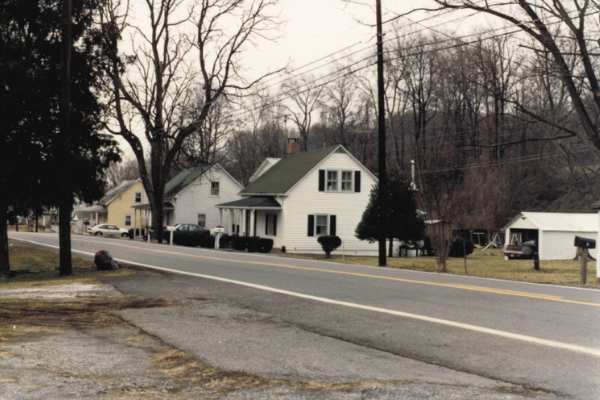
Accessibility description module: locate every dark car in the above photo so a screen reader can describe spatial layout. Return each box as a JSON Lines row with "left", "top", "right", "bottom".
{"left": 164, "top": 224, "right": 210, "bottom": 246}
{"left": 504, "top": 240, "right": 537, "bottom": 259}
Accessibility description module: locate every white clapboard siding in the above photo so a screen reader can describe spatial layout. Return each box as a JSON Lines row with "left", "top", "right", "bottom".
{"left": 173, "top": 166, "right": 242, "bottom": 228}
{"left": 281, "top": 150, "right": 380, "bottom": 255}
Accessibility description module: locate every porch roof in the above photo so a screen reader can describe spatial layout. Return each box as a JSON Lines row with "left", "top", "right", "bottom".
{"left": 77, "top": 205, "right": 107, "bottom": 213}
{"left": 216, "top": 196, "right": 281, "bottom": 210}
{"left": 132, "top": 201, "right": 174, "bottom": 211}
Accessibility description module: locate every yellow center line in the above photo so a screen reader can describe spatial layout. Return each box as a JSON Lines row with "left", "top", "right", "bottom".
{"left": 78, "top": 238, "right": 600, "bottom": 307}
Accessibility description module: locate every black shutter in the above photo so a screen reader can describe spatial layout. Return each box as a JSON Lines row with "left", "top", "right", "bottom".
{"left": 265, "top": 214, "right": 269, "bottom": 235}
{"left": 355, "top": 171, "right": 361, "bottom": 192}
{"left": 273, "top": 214, "right": 277, "bottom": 236}
{"left": 318, "top": 170, "right": 325, "bottom": 191}
{"left": 330, "top": 215, "right": 336, "bottom": 236}
{"left": 308, "top": 215, "right": 314, "bottom": 236}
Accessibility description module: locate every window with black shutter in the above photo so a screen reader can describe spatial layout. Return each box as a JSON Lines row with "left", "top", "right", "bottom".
{"left": 318, "top": 170, "right": 325, "bottom": 192}
{"left": 330, "top": 215, "right": 337, "bottom": 236}
{"left": 308, "top": 215, "right": 315, "bottom": 236}
{"left": 355, "top": 171, "right": 361, "bottom": 192}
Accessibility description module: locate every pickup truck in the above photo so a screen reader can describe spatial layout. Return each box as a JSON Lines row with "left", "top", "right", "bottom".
{"left": 504, "top": 240, "right": 537, "bottom": 259}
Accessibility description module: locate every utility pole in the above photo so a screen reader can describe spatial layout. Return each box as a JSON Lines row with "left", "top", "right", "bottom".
{"left": 376, "top": 0, "right": 387, "bottom": 266}
{"left": 59, "top": 0, "right": 73, "bottom": 275}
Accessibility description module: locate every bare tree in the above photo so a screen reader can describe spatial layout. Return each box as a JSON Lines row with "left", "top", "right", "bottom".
{"left": 320, "top": 67, "right": 360, "bottom": 151}
{"left": 281, "top": 75, "right": 325, "bottom": 151}
{"left": 226, "top": 89, "right": 285, "bottom": 184}
{"left": 176, "top": 93, "right": 235, "bottom": 169}
{"left": 416, "top": 142, "right": 464, "bottom": 272}
{"left": 426, "top": 0, "right": 600, "bottom": 158}
{"left": 98, "top": 0, "right": 283, "bottom": 241}
{"left": 104, "top": 158, "right": 141, "bottom": 190}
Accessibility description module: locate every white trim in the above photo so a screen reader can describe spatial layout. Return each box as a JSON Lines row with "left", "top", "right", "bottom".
{"left": 341, "top": 170, "right": 354, "bottom": 192}
{"left": 284, "top": 145, "right": 378, "bottom": 195}
{"left": 210, "top": 180, "right": 220, "bottom": 197}
{"left": 124, "top": 214, "right": 132, "bottom": 227}
{"left": 326, "top": 170, "right": 339, "bottom": 191}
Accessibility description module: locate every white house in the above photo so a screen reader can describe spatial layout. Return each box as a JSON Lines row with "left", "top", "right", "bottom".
{"left": 502, "top": 212, "right": 598, "bottom": 260}
{"left": 216, "top": 145, "right": 381, "bottom": 255}
{"left": 163, "top": 164, "right": 243, "bottom": 229}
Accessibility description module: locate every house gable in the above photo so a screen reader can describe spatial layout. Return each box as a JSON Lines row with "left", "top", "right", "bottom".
{"left": 240, "top": 146, "right": 339, "bottom": 195}
{"left": 105, "top": 180, "right": 147, "bottom": 227}
{"left": 249, "top": 158, "right": 281, "bottom": 182}
{"left": 167, "top": 164, "right": 242, "bottom": 200}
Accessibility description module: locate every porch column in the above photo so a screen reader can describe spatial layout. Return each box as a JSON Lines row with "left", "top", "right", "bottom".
{"left": 219, "top": 208, "right": 223, "bottom": 228}
{"left": 241, "top": 209, "right": 246, "bottom": 236}
{"left": 249, "top": 209, "right": 255, "bottom": 237}
{"left": 228, "top": 209, "right": 233, "bottom": 234}
{"left": 597, "top": 210, "right": 600, "bottom": 282}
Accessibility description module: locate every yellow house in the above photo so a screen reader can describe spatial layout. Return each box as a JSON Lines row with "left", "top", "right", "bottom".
{"left": 79, "top": 179, "right": 147, "bottom": 229}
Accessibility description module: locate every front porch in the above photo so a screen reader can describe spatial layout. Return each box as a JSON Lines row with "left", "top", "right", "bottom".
{"left": 216, "top": 196, "right": 282, "bottom": 237}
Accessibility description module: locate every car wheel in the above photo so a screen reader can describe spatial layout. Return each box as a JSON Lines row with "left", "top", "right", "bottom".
{"left": 508, "top": 253, "right": 514, "bottom": 259}
{"left": 121, "top": 232, "right": 128, "bottom": 237}
{"left": 95, "top": 232, "right": 102, "bottom": 236}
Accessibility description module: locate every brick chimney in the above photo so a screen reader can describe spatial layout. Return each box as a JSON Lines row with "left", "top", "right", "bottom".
{"left": 287, "top": 138, "right": 300, "bottom": 155}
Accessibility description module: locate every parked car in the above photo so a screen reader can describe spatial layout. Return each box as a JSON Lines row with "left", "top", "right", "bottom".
{"left": 88, "top": 224, "right": 129, "bottom": 237}
{"left": 504, "top": 240, "right": 537, "bottom": 259}
{"left": 164, "top": 224, "right": 211, "bottom": 246}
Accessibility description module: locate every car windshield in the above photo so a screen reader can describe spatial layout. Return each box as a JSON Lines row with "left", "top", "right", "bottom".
{"left": 189, "top": 225, "right": 200, "bottom": 231}
{"left": 523, "top": 240, "right": 536, "bottom": 246}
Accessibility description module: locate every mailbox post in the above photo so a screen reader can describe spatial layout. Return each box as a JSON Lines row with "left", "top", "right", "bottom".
{"left": 213, "top": 226, "right": 225, "bottom": 249}
{"left": 574, "top": 236, "right": 596, "bottom": 285}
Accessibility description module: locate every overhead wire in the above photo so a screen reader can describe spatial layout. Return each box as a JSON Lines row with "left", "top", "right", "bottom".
{"left": 224, "top": 2, "right": 595, "bottom": 122}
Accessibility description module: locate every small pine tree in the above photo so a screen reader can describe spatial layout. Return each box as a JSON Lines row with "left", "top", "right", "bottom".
{"left": 355, "top": 170, "right": 425, "bottom": 255}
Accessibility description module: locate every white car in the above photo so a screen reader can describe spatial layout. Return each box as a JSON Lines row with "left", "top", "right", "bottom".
{"left": 88, "top": 224, "right": 129, "bottom": 237}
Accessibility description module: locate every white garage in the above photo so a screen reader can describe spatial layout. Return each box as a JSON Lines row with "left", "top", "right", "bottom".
{"left": 503, "top": 212, "right": 597, "bottom": 261}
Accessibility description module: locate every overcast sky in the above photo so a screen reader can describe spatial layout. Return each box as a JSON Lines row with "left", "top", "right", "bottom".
{"left": 245, "top": 0, "right": 427, "bottom": 81}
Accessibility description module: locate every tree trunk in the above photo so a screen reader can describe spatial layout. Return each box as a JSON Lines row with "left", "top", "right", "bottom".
{"left": 0, "top": 201, "right": 10, "bottom": 278}
{"left": 59, "top": 0, "right": 73, "bottom": 276}
{"left": 388, "top": 238, "right": 393, "bottom": 257}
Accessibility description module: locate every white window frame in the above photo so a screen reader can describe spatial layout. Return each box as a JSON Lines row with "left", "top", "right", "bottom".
{"left": 210, "top": 181, "right": 220, "bottom": 196}
{"left": 341, "top": 171, "right": 353, "bottom": 192}
{"left": 326, "top": 171, "right": 338, "bottom": 191}
{"left": 315, "top": 215, "right": 328, "bottom": 236}
{"left": 124, "top": 214, "right": 132, "bottom": 227}
{"left": 134, "top": 191, "right": 142, "bottom": 203}
{"left": 197, "top": 213, "right": 206, "bottom": 227}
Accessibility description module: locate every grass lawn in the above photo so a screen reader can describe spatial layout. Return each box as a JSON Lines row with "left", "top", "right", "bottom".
{"left": 2, "top": 242, "right": 598, "bottom": 289}
{"left": 279, "top": 248, "right": 600, "bottom": 288}
{"left": 1, "top": 244, "right": 134, "bottom": 288}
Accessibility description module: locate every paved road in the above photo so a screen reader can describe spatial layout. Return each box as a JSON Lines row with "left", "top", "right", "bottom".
{"left": 9, "top": 232, "right": 600, "bottom": 399}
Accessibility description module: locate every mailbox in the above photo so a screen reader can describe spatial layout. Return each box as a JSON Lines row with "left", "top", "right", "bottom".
{"left": 212, "top": 226, "right": 225, "bottom": 234}
{"left": 574, "top": 236, "right": 596, "bottom": 249}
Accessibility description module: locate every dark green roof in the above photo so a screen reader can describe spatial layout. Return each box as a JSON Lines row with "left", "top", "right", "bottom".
{"left": 165, "top": 165, "right": 212, "bottom": 199}
{"left": 241, "top": 146, "right": 339, "bottom": 195}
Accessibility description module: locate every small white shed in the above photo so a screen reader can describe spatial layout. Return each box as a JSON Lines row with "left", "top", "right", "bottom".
{"left": 503, "top": 212, "right": 597, "bottom": 261}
